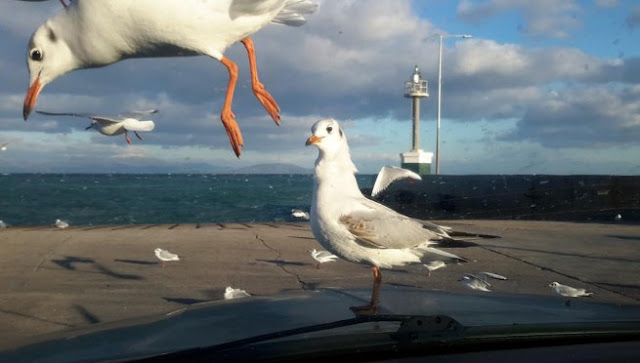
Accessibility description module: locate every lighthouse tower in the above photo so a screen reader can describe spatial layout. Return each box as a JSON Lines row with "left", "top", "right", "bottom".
{"left": 400, "top": 66, "right": 433, "bottom": 175}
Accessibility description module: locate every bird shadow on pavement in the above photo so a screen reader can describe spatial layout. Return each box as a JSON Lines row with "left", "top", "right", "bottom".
{"left": 162, "top": 297, "right": 210, "bottom": 306}
{"left": 51, "top": 255, "right": 143, "bottom": 280}
{"left": 114, "top": 258, "right": 158, "bottom": 266}
{"left": 52, "top": 256, "right": 94, "bottom": 270}
{"left": 255, "top": 259, "right": 311, "bottom": 267}
{"left": 72, "top": 304, "right": 101, "bottom": 324}
{"left": 606, "top": 234, "right": 640, "bottom": 241}
{"left": 480, "top": 244, "right": 640, "bottom": 263}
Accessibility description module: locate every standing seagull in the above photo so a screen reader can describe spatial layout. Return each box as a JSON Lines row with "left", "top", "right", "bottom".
{"left": 36, "top": 110, "right": 157, "bottom": 144}
{"left": 309, "top": 248, "right": 339, "bottom": 269}
{"left": 55, "top": 218, "right": 69, "bottom": 229}
{"left": 22, "top": 0, "right": 318, "bottom": 157}
{"left": 154, "top": 248, "right": 180, "bottom": 268}
{"left": 306, "top": 119, "right": 469, "bottom": 314}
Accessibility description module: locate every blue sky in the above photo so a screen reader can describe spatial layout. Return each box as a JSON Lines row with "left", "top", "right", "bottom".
{"left": 1, "top": 0, "right": 639, "bottom": 174}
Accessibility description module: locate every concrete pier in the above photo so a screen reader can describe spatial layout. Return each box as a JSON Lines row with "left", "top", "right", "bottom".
{"left": 1, "top": 220, "right": 639, "bottom": 348}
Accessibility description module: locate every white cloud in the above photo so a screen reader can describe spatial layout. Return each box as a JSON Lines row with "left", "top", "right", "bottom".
{"left": 500, "top": 84, "right": 640, "bottom": 148}
{"left": 457, "top": 0, "right": 581, "bottom": 38}
{"left": 0, "top": 0, "right": 639, "bottom": 173}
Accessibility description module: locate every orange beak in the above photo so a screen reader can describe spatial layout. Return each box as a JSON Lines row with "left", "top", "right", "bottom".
{"left": 305, "top": 135, "right": 321, "bottom": 146}
{"left": 23, "top": 78, "right": 42, "bottom": 121}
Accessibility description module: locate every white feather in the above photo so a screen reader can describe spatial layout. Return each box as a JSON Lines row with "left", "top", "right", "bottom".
{"left": 371, "top": 166, "right": 422, "bottom": 198}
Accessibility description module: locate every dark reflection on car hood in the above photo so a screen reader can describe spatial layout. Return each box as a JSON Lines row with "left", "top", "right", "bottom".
{"left": 3, "top": 287, "right": 640, "bottom": 362}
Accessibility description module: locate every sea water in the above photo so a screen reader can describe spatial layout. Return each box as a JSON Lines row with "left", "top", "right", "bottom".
{"left": 0, "top": 174, "right": 375, "bottom": 226}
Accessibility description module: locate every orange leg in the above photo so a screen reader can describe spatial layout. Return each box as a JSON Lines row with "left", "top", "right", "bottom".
{"left": 241, "top": 38, "right": 281, "bottom": 125}
{"left": 125, "top": 131, "right": 132, "bottom": 145}
{"left": 350, "top": 266, "right": 382, "bottom": 315}
{"left": 220, "top": 57, "right": 245, "bottom": 157}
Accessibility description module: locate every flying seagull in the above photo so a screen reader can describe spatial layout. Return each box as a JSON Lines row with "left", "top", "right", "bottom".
{"left": 306, "top": 118, "right": 473, "bottom": 314}
{"left": 458, "top": 272, "right": 507, "bottom": 292}
{"left": 36, "top": 110, "right": 157, "bottom": 144}
{"left": 371, "top": 166, "right": 422, "bottom": 198}
{"left": 23, "top": 0, "right": 318, "bottom": 157}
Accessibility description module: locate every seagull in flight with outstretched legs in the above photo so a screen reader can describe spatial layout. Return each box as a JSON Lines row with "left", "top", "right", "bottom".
{"left": 37, "top": 109, "right": 157, "bottom": 144}
{"left": 22, "top": 0, "right": 318, "bottom": 157}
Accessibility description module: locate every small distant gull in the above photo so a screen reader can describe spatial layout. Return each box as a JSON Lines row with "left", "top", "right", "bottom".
{"left": 291, "top": 209, "right": 310, "bottom": 220}
{"left": 615, "top": 214, "right": 622, "bottom": 221}
{"left": 459, "top": 273, "right": 492, "bottom": 292}
{"left": 0, "top": 220, "right": 8, "bottom": 229}
{"left": 549, "top": 281, "right": 593, "bottom": 298}
{"left": 459, "top": 272, "right": 507, "bottom": 292}
{"left": 423, "top": 261, "right": 446, "bottom": 276}
{"left": 476, "top": 271, "right": 508, "bottom": 281}
{"left": 371, "top": 166, "right": 422, "bottom": 198}
{"left": 224, "top": 286, "right": 251, "bottom": 300}
{"left": 154, "top": 248, "right": 180, "bottom": 268}
{"left": 306, "top": 118, "right": 470, "bottom": 314}
{"left": 36, "top": 110, "right": 157, "bottom": 144}
{"left": 22, "top": 0, "right": 318, "bottom": 157}
{"left": 309, "top": 248, "right": 338, "bottom": 269}
{"left": 0, "top": 142, "right": 8, "bottom": 151}
{"left": 55, "top": 219, "right": 69, "bottom": 229}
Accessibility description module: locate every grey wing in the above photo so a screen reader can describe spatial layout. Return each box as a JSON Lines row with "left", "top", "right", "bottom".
{"left": 338, "top": 199, "right": 446, "bottom": 249}
{"left": 36, "top": 110, "right": 96, "bottom": 119}
{"left": 120, "top": 109, "right": 159, "bottom": 119}
{"left": 371, "top": 166, "right": 422, "bottom": 197}
{"left": 479, "top": 271, "right": 508, "bottom": 280}
{"left": 36, "top": 111, "right": 120, "bottom": 123}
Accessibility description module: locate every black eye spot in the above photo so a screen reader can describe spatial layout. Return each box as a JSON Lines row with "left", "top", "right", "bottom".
{"left": 30, "top": 49, "right": 43, "bottom": 62}
{"left": 326, "top": 126, "right": 333, "bottom": 133}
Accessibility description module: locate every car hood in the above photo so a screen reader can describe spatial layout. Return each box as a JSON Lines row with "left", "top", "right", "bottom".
{"left": 4, "top": 287, "right": 640, "bottom": 362}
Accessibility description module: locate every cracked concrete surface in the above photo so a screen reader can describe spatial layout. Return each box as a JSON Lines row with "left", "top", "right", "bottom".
{"left": 0, "top": 220, "right": 639, "bottom": 348}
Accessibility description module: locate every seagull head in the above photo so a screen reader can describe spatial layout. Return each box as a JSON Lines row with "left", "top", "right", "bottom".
{"left": 24, "top": 21, "right": 77, "bottom": 120}
{"left": 306, "top": 118, "right": 357, "bottom": 165}
{"left": 549, "top": 282, "right": 560, "bottom": 288}
{"left": 305, "top": 118, "right": 343, "bottom": 149}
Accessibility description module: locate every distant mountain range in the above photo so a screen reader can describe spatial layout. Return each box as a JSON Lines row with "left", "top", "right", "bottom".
{"left": 228, "top": 163, "right": 312, "bottom": 174}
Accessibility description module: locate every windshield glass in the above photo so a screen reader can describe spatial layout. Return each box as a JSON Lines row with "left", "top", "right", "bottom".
{"left": 0, "top": 0, "right": 639, "bottom": 355}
